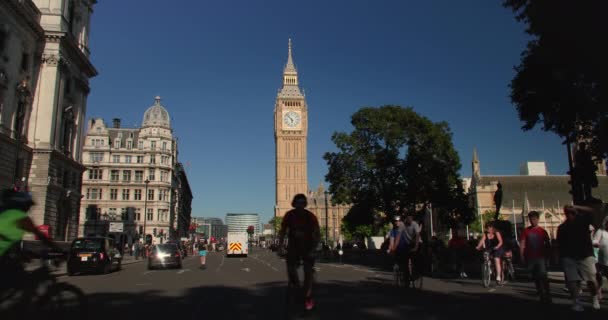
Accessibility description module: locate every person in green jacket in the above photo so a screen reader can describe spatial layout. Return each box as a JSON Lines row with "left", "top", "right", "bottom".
{"left": 0, "top": 189, "right": 60, "bottom": 292}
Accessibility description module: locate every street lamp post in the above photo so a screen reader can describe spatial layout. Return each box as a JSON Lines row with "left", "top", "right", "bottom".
{"left": 143, "top": 179, "right": 150, "bottom": 243}
{"left": 324, "top": 191, "right": 329, "bottom": 244}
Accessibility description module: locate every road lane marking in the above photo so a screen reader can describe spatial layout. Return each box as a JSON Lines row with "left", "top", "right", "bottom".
{"left": 177, "top": 269, "right": 191, "bottom": 274}
{"left": 251, "top": 254, "right": 279, "bottom": 272}
{"left": 135, "top": 283, "right": 152, "bottom": 286}
{"left": 241, "top": 268, "right": 251, "bottom": 272}
{"left": 143, "top": 271, "right": 155, "bottom": 275}
{"left": 215, "top": 254, "right": 226, "bottom": 272}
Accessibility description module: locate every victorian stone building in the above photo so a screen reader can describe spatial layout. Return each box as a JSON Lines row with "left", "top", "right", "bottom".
{"left": 468, "top": 149, "right": 608, "bottom": 238}
{"left": 0, "top": 0, "right": 97, "bottom": 241}
{"left": 79, "top": 97, "right": 192, "bottom": 245}
{"left": 0, "top": 0, "right": 44, "bottom": 190}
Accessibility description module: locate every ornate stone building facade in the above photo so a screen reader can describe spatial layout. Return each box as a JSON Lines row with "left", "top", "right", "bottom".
{"left": 468, "top": 149, "right": 608, "bottom": 238}
{"left": 0, "top": 0, "right": 44, "bottom": 190}
{"left": 1, "top": 0, "right": 97, "bottom": 242}
{"left": 273, "top": 40, "right": 350, "bottom": 243}
{"left": 79, "top": 97, "right": 192, "bottom": 244}
{"left": 274, "top": 39, "right": 308, "bottom": 218}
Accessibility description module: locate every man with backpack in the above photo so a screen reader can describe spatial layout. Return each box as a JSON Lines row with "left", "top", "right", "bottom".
{"left": 278, "top": 194, "right": 321, "bottom": 311}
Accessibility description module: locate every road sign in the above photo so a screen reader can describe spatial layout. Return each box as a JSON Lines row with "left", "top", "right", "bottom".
{"left": 109, "top": 222, "right": 124, "bottom": 233}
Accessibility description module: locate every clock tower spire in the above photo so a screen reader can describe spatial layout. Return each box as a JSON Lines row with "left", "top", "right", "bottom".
{"left": 274, "top": 39, "right": 308, "bottom": 217}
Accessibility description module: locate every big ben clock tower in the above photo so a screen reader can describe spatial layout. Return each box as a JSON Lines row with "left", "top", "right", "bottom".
{"left": 275, "top": 39, "right": 308, "bottom": 217}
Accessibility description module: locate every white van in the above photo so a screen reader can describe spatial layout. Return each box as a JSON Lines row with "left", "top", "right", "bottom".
{"left": 226, "top": 232, "right": 248, "bottom": 257}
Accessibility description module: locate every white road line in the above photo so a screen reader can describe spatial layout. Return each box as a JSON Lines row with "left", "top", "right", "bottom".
{"left": 135, "top": 283, "right": 152, "bottom": 286}
{"left": 177, "top": 269, "right": 191, "bottom": 274}
{"left": 241, "top": 267, "right": 251, "bottom": 272}
{"left": 251, "top": 254, "right": 279, "bottom": 272}
{"left": 215, "top": 253, "right": 226, "bottom": 272}
{"left": 143, "top": 271, "right": 155, "bottom": 275}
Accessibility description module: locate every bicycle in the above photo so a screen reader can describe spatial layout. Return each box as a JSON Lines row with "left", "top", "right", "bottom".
{"left": 502, "top": 253, "right": 515, "bottom": 283}
{"left": 392, "top": 252, "right": 423, "bottom": 290}
{"left": 408, "top": 252, "right": 424, "bottom": 290}
{"left": 0, "top": 251, "right": 87, "bottom": 320}
{"left": 282, "top": 249, "right": 318, "bottom": 318}
{"left": 481, "top": 250, "right": 493, "bottom": 288}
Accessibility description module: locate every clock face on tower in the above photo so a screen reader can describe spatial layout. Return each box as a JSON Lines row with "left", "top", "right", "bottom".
{"left": 283, "top": 111, "right": 301, "bottom": 129}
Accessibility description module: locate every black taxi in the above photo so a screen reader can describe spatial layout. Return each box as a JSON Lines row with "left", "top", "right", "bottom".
{"left": 67, "top": 237, "right": 122, "bottom": 275}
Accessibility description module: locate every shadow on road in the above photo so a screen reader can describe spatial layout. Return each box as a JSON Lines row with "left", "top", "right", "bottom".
{"left": 78, "top": 277, "right": 608, "bottom": 320}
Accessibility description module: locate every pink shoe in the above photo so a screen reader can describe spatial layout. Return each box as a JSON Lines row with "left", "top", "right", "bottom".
{"left": 305, "top": 297, "right": 315, "bottom": 311}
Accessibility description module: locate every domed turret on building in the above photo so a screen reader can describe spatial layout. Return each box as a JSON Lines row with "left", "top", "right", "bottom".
{"left": 142, "top": 96, "right": 171, "bottom": 129}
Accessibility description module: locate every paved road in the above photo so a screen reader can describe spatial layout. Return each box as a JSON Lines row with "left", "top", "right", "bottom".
{"left": 54, "top": 248, "right": 608, "bottom": 319}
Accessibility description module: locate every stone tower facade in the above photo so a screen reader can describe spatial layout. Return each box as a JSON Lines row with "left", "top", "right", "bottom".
{"left": 274, "top": 39, "right": 308, "bottom": 217}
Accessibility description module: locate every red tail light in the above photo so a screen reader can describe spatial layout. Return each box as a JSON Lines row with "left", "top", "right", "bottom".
{"left": 175, "top": 253, "right": 180, "bottom": 258}
{"left": 99, "top": 252, "right": 105, "bottom": 260}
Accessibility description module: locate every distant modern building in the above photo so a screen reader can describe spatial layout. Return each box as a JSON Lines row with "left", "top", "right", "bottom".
{"left": 192, "top": 217, "right": 227, "bottom": 240}
{"left": 226, "top": 213, "right": 259, "bottom": 234}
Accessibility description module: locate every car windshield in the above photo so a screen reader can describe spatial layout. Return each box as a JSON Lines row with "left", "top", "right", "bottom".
{"left": 72, "top": 239, "right": 104, "bottom": 250}
{"left": 154, "top": 244, "right": 178, "bottom": 253}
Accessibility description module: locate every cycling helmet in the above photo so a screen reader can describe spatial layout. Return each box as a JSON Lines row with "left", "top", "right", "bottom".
{"left": 1, "top": 189, "right": 34, "bottom": 211}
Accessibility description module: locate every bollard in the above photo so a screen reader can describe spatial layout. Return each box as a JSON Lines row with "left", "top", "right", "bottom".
{"left": 339, "top": 250, "right": 343, "bottom": 264}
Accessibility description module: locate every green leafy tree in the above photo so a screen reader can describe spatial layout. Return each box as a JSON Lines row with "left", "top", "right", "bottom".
{"left": 324, "top": 106, "right": 473, "bottom": 228}
{"left": 503, "top": 1, "right": 607, "bottom": 181}
{"left": 268, "top": 217, "right": 282, "bottom": 235}
{"left": 468, "top": 210, "right": 496, "bottom": 235}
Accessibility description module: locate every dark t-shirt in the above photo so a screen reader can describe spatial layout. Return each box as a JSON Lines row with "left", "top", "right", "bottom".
{"left": 557, "top": 214, "right": 594, "bottom": 260}
{"left": 282, "top": 209, "right": 319, "bottom": 252}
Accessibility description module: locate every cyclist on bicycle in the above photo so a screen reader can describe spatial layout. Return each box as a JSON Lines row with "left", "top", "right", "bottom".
{"left": 476, "top": 221, "right": 504, "bottom": 284}
{"left": 402, "top": 211, "right": 421, "bottom": 283}
{"left": 387, "top": 216, "right": 407, "bottom": 276}
{"left": 278, "top": 194, "right": 321, "bottom": 311}
{"left": 0, "top": 189, "right": 61, "bottom": 293}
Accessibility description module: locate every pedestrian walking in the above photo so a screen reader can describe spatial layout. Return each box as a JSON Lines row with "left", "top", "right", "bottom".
{"left": 520, "top": 211, "right": 552, "bottom": 303}
{"left": 557, "top": 204, "right": 600, "bottom": 311}
{"left": 448, "top": 229, "right": 467, "bottom": 278}
{"left": 593, "top": 217, "right": 608, "bottom": 300}
{"left": 199, "top": 243, "right": 208, "bottom": 269}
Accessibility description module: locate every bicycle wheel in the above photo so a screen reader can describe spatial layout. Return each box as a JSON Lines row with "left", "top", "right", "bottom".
{"left": 507, "top": 260, "right": 515, "bottom": 281}
{"left": 411, "top": 269, "right": 424, "bottom": 290}
{"left": 393, "top": 264, "right": 402, "bottom": 287}
{"left": 482, "top": 262, "right": 492, "bottom": 288}
{"left": 35, "top": 283, "right": 86, "bottom": 320}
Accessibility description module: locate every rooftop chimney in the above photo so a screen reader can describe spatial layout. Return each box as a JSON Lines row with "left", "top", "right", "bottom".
{"left": 112, "top": 118, "right": 121, "bottom": 128}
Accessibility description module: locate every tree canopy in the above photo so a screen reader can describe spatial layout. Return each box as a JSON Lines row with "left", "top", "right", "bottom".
{"left": 324, "top": 106, "right": 474, "bottom": 227}
{"left": 503, "top": 0, "right": 608, "bottom": 160}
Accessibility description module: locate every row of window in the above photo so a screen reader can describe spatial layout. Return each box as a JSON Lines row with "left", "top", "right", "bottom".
{"left": 85, "top": 188, "right": 171, "bottom": 201}
{"left": 102, "top": 207, "right": 169, "bottom": 222}
{"left": 88, "top": 153, "right": 171, "bottom": 165}
{"left": 88, "top": 169, "right": 170, "bottom": 182}
{"left": 90, "top": 137, "right": 171, "bottom": 152}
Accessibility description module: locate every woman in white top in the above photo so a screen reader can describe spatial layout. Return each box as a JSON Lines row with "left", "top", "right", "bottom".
{"left": 593, "top": 218, "right": 608, "bottom": 299}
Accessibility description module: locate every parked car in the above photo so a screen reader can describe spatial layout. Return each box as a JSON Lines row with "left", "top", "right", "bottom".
{"left": 148, "top": 244, "right": 182, "bottom": 270}
{"left": 67, "top": 237, "right": 122, "bottom": 276}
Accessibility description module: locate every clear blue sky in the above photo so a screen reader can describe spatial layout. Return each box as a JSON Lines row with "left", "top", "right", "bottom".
{"left": 86, "top": 0, "right": 567, "bottom": 223}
